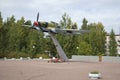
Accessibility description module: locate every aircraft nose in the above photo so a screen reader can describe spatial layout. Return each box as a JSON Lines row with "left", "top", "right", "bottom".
{"left": 34, "top": 21, "right": 39, "bottom": 26}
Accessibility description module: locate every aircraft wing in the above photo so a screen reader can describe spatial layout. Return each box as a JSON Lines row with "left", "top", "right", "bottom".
{"left": 55, "top": 29, "right": 89, "bottom": 34}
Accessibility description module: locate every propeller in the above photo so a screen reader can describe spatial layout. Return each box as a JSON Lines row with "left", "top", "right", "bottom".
{"left": 23, "top": 12, "right": 39, "bottom": 29}
{"left": 23, "top": 13, "right": 39, "bottom": 28}
{"left": 36, "top": 12, "right": 39, "bottom": 22}
{"left": 33, "top": 12, "right": 39, "bottom": 26}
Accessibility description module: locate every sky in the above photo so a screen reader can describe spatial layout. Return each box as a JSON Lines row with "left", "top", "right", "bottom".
{"left": 0, "top": 0, "right": 120, "bottom": 34}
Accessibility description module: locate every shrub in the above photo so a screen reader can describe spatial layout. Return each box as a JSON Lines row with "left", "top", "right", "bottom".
{"left": 35, "top": 53, "right": 49, "bottom": 58}
{"left": 5, "top": 52, "right": 32, "bottom": 58}
{"left": 0, "top": 53, "right": 7, "bottom": 58}
{"left": 90, "top": 71, "right": 99, "bottom": 74}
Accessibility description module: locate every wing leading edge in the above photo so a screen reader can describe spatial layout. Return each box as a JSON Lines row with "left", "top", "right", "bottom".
{"left": 54, "top": 28, "right": 89, "bottom": 34}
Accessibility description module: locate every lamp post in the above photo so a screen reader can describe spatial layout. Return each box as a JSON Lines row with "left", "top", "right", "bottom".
{"left": 76, "top": 47, "right": 79, "bottom": 55}
{"left": 32, "top": 45, "right": 36, "bottom": 58}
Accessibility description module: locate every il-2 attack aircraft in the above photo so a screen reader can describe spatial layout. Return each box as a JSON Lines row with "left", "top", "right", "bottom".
{"left": 24, "top": 13, "right": 88, "bottom": 62}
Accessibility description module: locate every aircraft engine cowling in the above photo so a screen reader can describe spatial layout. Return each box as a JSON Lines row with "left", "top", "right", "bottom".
{"left": 34, "top": 22, "right": 39, "bottom": 26}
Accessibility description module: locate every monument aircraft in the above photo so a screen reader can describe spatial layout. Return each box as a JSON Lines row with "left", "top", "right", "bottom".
{"left": 24, "top": 13, "right": 88, "bottom": 35}
{"left": 24, "top": 12, "right": 88, "bottom": 62}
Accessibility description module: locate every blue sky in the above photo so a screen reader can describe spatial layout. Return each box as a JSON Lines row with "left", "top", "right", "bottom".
{"left": 0, "top": 0, "right": 120, "bottom": 34}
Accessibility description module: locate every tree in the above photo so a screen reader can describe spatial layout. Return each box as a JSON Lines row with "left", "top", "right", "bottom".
{"left": 15, "top": 17, "right": 28, "bottom": 52}
{"left": 109, "top": 29, "right": 117, "bottom": 56}
{"left": 81, "top": 18, "right": 88, "bottom": 30}
{"left": 44, "top": 36, "right": 57, "bottom": 57}
{"left": 58, "top": 13, "right": 79, "bottom": 58}
{"left": 0, "top": 13, "right": 48, "bottom": 58}
{"left": 88, "top": 23, "right": 106, "bottom": 55}
{"left": 77, "top": 41, "right": 92, "bottom": 55}
{"left": 60, "top": 13, "right": 73, "bottom": 29}
{"left": 7, "top": 16, "right": 19, "bottom": 52}
{"left": 77, "top": 18, "right": 92, "bottom": 55}
{"left": 24, "top": 20, "right": 32, "bottom": 25}
{"left": 0, "top": 12, "right": 4, "bottom": 54}
{"left": 72, "top": 22, "right": 78, "bottom": 29}
{"left": 0, "top": 12, "right": 3, "bottom": 28}
{"left": 81, "top": 18, "right": 90, "bottom": 43}
{"left": 0, "top": 11, "right": 108, "bottom": 58}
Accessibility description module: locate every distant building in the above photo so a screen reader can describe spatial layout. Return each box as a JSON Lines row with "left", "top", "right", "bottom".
{"left": 106, "top": 34, "right": 120, "bottom": 55}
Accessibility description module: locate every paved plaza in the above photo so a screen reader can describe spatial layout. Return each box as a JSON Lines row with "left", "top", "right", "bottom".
{"left": 0, "top": 60, "right": 120, "bottom": 80}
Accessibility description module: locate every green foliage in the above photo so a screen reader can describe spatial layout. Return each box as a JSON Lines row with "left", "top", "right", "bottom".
{"left": 60, "top": 13, "right": 73, "bottom": 29}
{"left": 35, "top": 53, "right": 49, "bottom": 58}
{"left": 109, "top": 29, "right": 117, "bottom": 56}
{"left": 0, "top": 53, "right": 7, "bottom": 58}
{"left": 90, "top": 71, "right": 99, "bottom": 74}
{"left": 0, "top": 12, "right": 3, "bottom": 28}
{"left": 58, "top": 13, "right": 79, "bottom": 58}
{"left": 24, "top": 20, "right": 32, "bottom": 25}
{"left": 88, "top": 23, "right": 106, "bottom": 55}
{"left": 77, "top": 41, "right": 92, "bottom": 55}
{"left": 5, "top": 52, "right": 32, "bottom": 58}
{"left": 81, "top": 18, "right": 88, "bottom": 30}
{"left": 0, "top": 11, "right": 114, "bottom": 59}
{"left": 80, "top": 19, "right": 106, "bottom": 56}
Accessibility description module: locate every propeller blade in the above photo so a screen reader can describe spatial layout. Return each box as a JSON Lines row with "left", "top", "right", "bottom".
{"left": 37, "top": 12, "right": 39, "bottom": 22}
